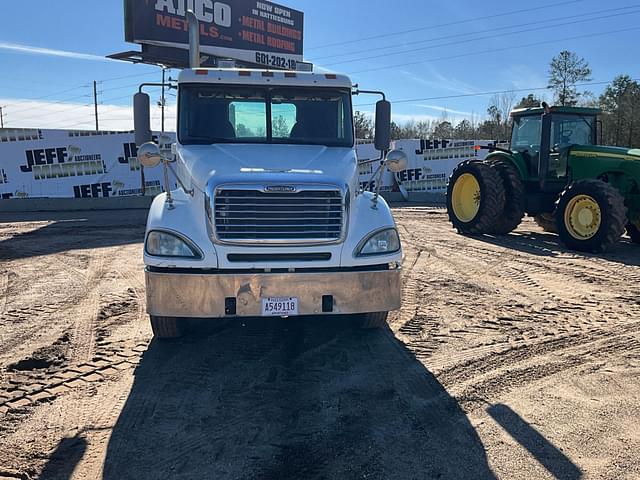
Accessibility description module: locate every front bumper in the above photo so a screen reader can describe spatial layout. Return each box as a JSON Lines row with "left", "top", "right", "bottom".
{"left": 145, "top": 266, "right": 402, "bottom": 318}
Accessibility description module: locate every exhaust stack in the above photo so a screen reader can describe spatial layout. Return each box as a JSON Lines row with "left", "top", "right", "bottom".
{"left": 187, "top": 10, "right": 200, "bottom": 68}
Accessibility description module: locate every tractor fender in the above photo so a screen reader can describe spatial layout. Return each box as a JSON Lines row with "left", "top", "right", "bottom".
{"left": 485, "top": 152, "right": 528, "bottom": 181}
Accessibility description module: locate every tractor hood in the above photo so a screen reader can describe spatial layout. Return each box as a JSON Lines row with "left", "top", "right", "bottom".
{"left": 571, "top": 145, "right": 640, "bottom": 161}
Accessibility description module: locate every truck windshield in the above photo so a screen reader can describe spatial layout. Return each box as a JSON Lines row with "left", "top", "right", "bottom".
{"left": 178, "top": 85, "right": 354, "bottom": 147}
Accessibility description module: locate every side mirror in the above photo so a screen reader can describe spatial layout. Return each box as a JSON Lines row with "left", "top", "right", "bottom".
{"left": 137, "top": 142, "right": 162, "bottom": 168}
{"left": 385, "top": 149, "right": 408, "bottom": 173}
{"left": 374, "top": 100, "right": 391, "bottom": 152}
{"left": 134, "top": 92, "right": 152, "bottom": 147}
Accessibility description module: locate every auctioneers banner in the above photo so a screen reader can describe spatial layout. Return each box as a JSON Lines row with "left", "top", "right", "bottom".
{"left": 0, "top": 129, "right": 176, "bottom": 200}
{"left": 356, "top": 139, "right": 507, "bottom": 195}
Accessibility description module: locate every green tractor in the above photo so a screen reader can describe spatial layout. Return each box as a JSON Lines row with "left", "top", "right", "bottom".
{"left": 446, "top": 103, "right": 640, "bottom": 252}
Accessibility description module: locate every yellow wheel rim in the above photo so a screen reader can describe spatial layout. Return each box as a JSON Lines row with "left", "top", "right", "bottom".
{"left": 564, "top": 194, "right": 602, "bottom": 240}
{"left": 452, "top": 173, "right": 481, "bottom": 222}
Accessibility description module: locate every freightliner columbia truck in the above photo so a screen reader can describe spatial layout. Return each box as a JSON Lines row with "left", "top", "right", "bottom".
{"left": 134, "top": 12, "right": 407, "bottom": 338}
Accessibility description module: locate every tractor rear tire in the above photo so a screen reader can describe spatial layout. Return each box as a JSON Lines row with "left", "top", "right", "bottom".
{"left": 488, "top": 158, "right": 525, "bottom": 234}
{"left": 555, "top": 180, "right": 627, "bottom": 253}
{"left": 627, "top": 223, "right": 640, "bottom": 244}
{"left": 359, "top": 312, "right": 389, "bottom": 329}
{"left": 446, "top": 161, "right": 506, "bottom": 235}
{"left": 534, "top": 213, "right": 558, "bottom": 233}
{"left": 150, "top": 316, "right": 182, "bottom": 339}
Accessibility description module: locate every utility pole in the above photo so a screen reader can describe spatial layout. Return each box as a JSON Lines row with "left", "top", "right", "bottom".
{"left": 160, "top": 67, "right": 166, "bottom": 133}
{"left": 0, "top": 106, "right": 4, "bottom": 128}
{"left": 93, "top": 80, "right": 99, "bottom": 131}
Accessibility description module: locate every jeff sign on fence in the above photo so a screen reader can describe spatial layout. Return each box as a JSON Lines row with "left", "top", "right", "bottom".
{"left": 124, "top": 0, "right": 304, "bottom": 69}
{"left": 0, "top": 129, "right": 175, "bottom": 200}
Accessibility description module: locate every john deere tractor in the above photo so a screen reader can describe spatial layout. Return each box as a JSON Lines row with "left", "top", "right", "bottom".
{"left": 446, "top": 103, "right": 640, "bottom": 252}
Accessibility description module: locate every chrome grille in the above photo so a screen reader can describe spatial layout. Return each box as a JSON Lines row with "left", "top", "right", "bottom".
{"left": 214, "top": 187, "right": 345, "bottom": 244}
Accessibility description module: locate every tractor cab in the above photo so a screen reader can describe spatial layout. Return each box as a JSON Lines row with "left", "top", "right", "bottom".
{"left": 510, "top": 105, "right": 600, "bottom": 192}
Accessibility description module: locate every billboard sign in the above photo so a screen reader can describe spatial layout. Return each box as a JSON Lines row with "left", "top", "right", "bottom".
{"left": 123, "top": 0, "right": 304, "bottom": 69}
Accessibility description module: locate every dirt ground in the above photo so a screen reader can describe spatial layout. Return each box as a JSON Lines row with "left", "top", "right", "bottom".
{"left": 0, "top": 207, "right": 638, "bottom": 480}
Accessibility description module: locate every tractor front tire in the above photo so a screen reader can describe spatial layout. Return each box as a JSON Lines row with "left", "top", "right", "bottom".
{"left": 488, "top": 158, "right": 525, "bottom": 234}
{"left": 150, "top": 315, "right": 182, "bottom": 339}
{"left": 534, "top": 213, "right": 558, "bottom": 233}
{"left": 627, "top": 223, "right": 640, "bottom": 244}
{"left": 555, "top": 180, "right": 627, "bottom": 253}
{"left": 446, "top": 161, "right": 506, "bottom": 235}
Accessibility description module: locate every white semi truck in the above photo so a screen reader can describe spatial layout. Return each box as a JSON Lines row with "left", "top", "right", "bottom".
{"left": 134, "top": 12, "right": 406, "bottom": 338}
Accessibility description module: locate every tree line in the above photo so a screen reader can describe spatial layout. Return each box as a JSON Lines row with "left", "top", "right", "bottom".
{"left": 356, "top": 50, "right": 640, "bottom": 148}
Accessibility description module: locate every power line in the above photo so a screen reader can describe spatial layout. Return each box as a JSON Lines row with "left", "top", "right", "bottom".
{"left": 313, "top": 5, "right": 640, "bottom": 64}
{"left": 353, "top": 79, "right": 640, "bottom": 109}
{"left": 7, "top": 87, "right": 171, "bottom": 126}
{"left": 348, "top": 26, "right": 640, "bottom": 76}
{"left": 328, "top": 10, "right": 640, "bottom": 68}
{"left": 306, "top": 0, "right": 585, "bottom": 51}
{"left": 1, "top": 71, "right": 162, "bottom": 116}
{"left": 1, "top": 84, "right": 85, "bottom": 99}
{"left": 100, "top": 70, "right": 161, "bottom": 83}
{"left": 5, "top": 92, "right": 93, "bottom": 117}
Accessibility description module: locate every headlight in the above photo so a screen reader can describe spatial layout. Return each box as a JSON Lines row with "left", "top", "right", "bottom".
{"left": 355, "top": 228, "right": 401, "bottom": 257}
{"left": 145, "top": 231, "right": 202, "bottom": 258}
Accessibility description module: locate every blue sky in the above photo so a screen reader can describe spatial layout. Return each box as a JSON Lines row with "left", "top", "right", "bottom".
{"left": 0, "top": 0, "right": 638, "bottom": 130}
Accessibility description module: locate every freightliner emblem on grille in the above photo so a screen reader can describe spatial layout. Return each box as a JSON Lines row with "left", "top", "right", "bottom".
{"left": 264, "top": 185, "right": 297, "bottom": 193}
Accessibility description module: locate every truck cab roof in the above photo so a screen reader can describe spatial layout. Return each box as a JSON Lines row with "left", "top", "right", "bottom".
{"left": 178, "top": 68, "right": 353, "bottom": 89}
{"left": 511, "top": 106, "right": 602, "bottom": 117}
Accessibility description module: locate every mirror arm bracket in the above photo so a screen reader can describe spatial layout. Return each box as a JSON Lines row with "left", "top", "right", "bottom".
{"left": 365, "top": 157, "right": 387, "bottom": 209}
{"left": 371, "top": 156, "right": 388, "bottom": 209}
{"left": 353, "top": 89, "right": 386, "bottom": 101}
{"left": 138, "top": 82, "right": 176, "bottom": 93}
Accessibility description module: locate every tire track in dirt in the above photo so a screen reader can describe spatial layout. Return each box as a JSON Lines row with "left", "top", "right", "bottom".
{"left": 0, "top": 288, "right": 147, "bottom": 417}
{"left": 393, "top": 207, "right": 640, "bottom": 415}
{"left": 453, "top": 327, "right": 640, "bottom": 412}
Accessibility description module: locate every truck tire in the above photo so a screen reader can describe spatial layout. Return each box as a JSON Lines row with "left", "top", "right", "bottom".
{"left": 534, "top": 213, "right": 558, "bottom": 233}
{"left": 555, "top": 179, "right": 627, "bottom": 253}
{"left": 488, "top": 158, "right": 525, "bottom": 234}
{"left": 446, "top": 161, "right": 506, "bottom": 235}
{"left": 360, "top": 312, "right": 389, "bottom": 329}
{"left": 150, "top": 316, "right": 182, "bottom": 339}
{"left": 627, "top": 223, "right": 640, "bottom": 244}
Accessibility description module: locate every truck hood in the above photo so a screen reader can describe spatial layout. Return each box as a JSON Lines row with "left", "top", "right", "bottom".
{"left": 571, "top": 145, "right": 640, "bottom": 160}
{"left": 177, "top": 144, "right": 358, "bottom": 192}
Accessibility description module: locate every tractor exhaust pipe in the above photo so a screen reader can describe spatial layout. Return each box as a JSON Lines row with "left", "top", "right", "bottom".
{"left": 187, "top": 10, "right": 200, "bottom": 68}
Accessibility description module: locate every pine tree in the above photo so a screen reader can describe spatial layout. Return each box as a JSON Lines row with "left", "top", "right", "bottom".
{"left": 548, "top": 50, "right": 592, "bottom": 106}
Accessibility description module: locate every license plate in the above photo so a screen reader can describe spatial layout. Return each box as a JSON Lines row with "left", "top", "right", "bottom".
{"left": 261, "top": 297, "right": 299, "bottom": 316}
